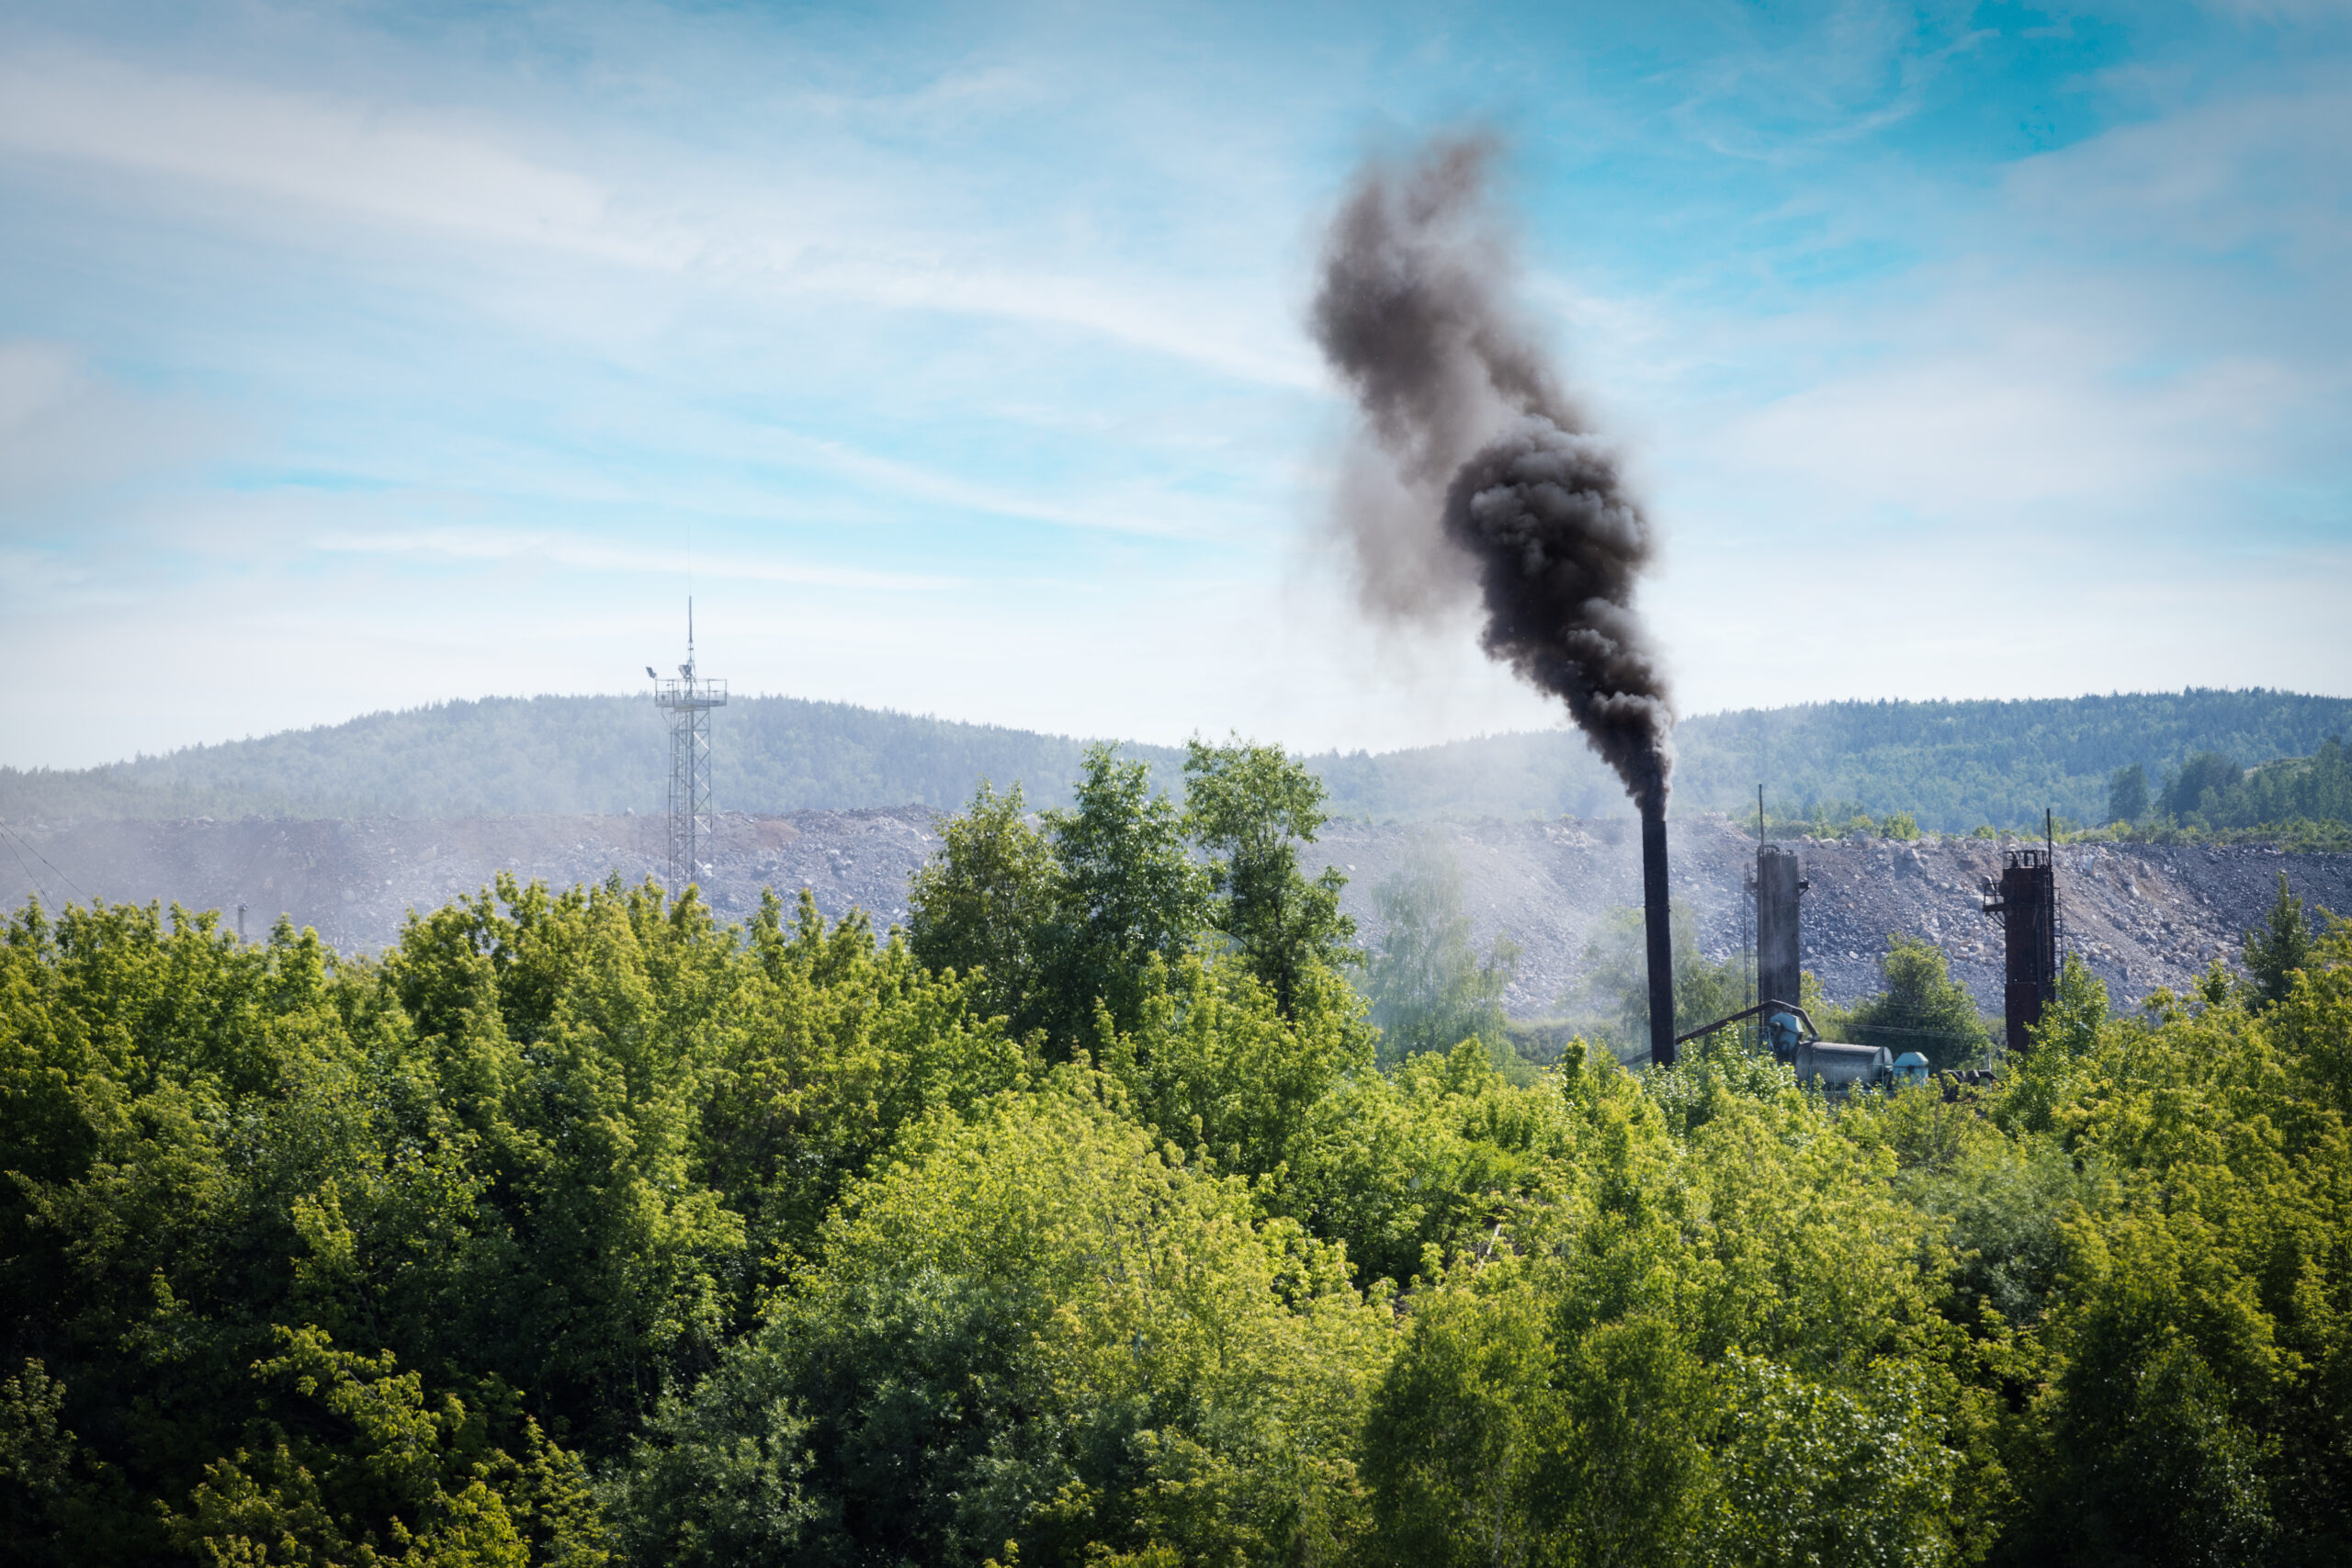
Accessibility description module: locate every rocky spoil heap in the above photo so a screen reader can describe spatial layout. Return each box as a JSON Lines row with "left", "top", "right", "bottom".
{"left": 5, "top": 810, "right": 2345, "bottom": 1016}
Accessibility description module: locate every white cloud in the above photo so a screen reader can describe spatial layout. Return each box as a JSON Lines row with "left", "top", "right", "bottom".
{"left": 1710, "top": 331, "right": 2315, "bottom": 515}
{"left": 2003, "top": 72, "right": 2352, "bottom": 263}
{"left": 0, "top": 51, "right": 666, "bottom": 262}
{"left": 0, "top": 47, "right": 1317, "bottom": 389}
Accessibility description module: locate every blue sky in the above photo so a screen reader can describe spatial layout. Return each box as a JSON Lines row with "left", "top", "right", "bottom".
{"left": 2, "top": 0, "right": 2346, "bottom": 768}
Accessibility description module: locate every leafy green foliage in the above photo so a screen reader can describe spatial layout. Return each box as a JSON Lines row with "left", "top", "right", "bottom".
{"left": 160, "top": 1326, "right": 605, "bottom": 1568}
{"left": 2160, "top": 750, "right": 2248, "bottom": 819}
{"left": 1360, "top": 836, "right": 1519, "bottom": 1066}
{"left": 1555, "top": 901, "right": 1744, "bottom": 1060}
{"left": 2149, "top": 736, "right": 2352, "bottom": 834}
{"left": 1182, "top": 735, "right": 1358, "bottom": 1016}
{"left": 2243, "top": 871, "right": 2323, "bottom": 1010}
{"left": 2109, "top": 761, "right": 2151, "bottom": 824}
{"left": 908, "top": 740, "right": 1358, "bottom": 1055}
{"left": 1032, "top": 745, "right": 1209, "bottom": 1051}
{"left": 1989, "top": 960, "right": 2352, "bottom": 1565}
{"left": 610, "top": 1078, "right": 1391, "bottom": 1567}
{"left": 0, "top": 877, "right": 1018, "bottom": 1563}
{"left": 9, "top": 801, "right": 2352, "bottom": 1564}
{"left": 906, "top": 780, "right": 1061, "bottom": 1032}
{"left": 1843, "top": 933, "right": 1996, "bottom": 1071}
{"left": 1360, "top": 1048, "right": 1988, "bottom": 1567}
{"left": 1099, "top": 954, "right": 1368, "bottom": 1182}
{"left": 1269, "top": 1039, "right": 1586, "bottom": 1291}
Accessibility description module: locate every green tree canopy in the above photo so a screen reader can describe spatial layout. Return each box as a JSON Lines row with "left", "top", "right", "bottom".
{"left": 2243, "top": 871, "right": 2323, "bottom": 1010}
{"left": 2108, "top": 761, "right": 2150, "bottom": 824}
{"left": 11, "top": 836, "right": 2352, "bottom": 1566}
{"left": 905, "top": 779, "right": 1061, "bottom": 1033}
{"left": 1556, "top": 901, "right": 1743, "bottom": 1061}
{"left": 1035, "top": 745, "right": 1208, "bottom": 1051}
{"left": 1362, "top": 836, "right": 1518, "bottom": 1066}
{"left": 1843, "top": 933, "right": 1996, "bottom": 1071}
{"left": 2160, "top": 750, "right": 2245, "bottom": 819}
{"left": 610, "top": 1077, "right": 1393, "bottom": 1568}
{"left": 1182, "top": 734, "right": 1357, "bottom": 1017}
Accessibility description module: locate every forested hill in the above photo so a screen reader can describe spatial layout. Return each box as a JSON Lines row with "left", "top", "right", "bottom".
{"left": 1314, "top": 689, "right": 2352, "bottom": 829}
{"left": 3, "top": 687, "right": 2346, "bottom": 831}
{"left": 0, "top": 695, "right": 1166, "bottom": 824}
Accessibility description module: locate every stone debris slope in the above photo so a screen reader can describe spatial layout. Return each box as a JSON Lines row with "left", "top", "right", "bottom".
{"left": 0, "top": 810, "right": 940, "bottom": 955}
{"left": 1325, "top": 816, "right": 2352, "bottom": 1013}
{"left": 6, "top": 809, "right": 2346, "bottom": 1016}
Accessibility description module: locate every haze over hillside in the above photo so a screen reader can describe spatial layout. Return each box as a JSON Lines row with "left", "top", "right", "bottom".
{"left": 3, "top": 687, "right": 2346, "bottom": 832}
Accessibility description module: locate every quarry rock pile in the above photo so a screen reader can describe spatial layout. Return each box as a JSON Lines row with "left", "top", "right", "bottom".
{"left": 1317, "top": 816, "right": 2352, "bottom": 1015}
{"left": 6, "top": 809, "right": 2346, "bottom": 1017}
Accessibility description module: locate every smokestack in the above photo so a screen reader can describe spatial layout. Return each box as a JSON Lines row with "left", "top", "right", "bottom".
{"left": 1307, "top": 134, "right": 1680, "bottom": 1069}
{"left": 1643, "top": 805, "right": 1674, "bottom": 1066}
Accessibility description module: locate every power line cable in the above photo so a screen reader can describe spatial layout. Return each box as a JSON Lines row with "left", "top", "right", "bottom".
{"left": 3, "top": 832, "right": 51, "bottom": 907}
{"left": 1837, "top": 1021, "right": 1996, "bottom": 1041}
{"left": 0, "top": 820, "right": 90, "bottom": 903}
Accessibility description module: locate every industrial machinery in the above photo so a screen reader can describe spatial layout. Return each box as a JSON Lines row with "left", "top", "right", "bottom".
{"left": 1649, "top": 795, "right": 2057, "bottom": 1087}
{"left": 1671, "top": 997, "right": 1897, "bottom": 1092}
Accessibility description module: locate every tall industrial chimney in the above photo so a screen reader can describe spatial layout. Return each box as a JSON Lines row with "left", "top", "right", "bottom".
{"left": 1643, "top": 805, "right": 1675, "bottom": 1066}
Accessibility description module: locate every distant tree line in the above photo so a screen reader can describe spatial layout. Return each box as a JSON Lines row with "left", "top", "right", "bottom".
{"left": 2105, "top": 736, "right": 2351, "bottom": 834}
{"left": 7, "top": 689, "right": 2350, "bottom": 836}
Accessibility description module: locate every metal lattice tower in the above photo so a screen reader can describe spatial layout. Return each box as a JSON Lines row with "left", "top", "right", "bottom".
{"left": 649, "top": 599, "right": 727, "bottom": 896}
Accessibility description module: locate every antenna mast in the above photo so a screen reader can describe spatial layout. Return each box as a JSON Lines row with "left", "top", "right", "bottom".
{"left": 650, "top": 597, "right": 727, "bottom": 897}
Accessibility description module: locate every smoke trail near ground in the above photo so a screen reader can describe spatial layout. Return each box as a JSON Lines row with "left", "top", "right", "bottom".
{"left": 1310, "top": 133, "right": 1675, "bottom": 814}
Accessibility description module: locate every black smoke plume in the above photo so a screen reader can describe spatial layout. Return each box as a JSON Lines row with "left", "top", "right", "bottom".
{"left": 1310, "top": 133, "right": 1675, "bottom": 814}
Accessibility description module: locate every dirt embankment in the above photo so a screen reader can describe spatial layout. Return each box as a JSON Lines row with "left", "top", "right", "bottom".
{"left": 1321, "top": 817, "right": 2352, "bottom": 1014}
{"left": 5, "top": 811, "right": 2346, "bottom": 1014}
{"left": 0, "top": 810, "right": 940, "bottom": 954}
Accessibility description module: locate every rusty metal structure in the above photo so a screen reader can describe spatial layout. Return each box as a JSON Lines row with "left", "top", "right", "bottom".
{"left": 1675, "top": 784, "right": 2037, "bottom": 1091}
{"left": 1982, "top": 812, "right": 2060, "bottom": 1054}
{"left": 1755, "top": 843, "right": 1805, "bottom": 1023}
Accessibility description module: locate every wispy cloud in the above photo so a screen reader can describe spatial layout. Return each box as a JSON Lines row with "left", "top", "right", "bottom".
{"left": 0, "top": 46, "right": 1314, "bottom": 389}
{"left": 315, "top": 525, "right": 966, "bottom": 592}
{"left": 0, "top": 51, "right": 661, "bottom": 259}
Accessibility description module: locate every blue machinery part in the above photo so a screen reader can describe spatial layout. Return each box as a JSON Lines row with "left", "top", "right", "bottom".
{"left": 1672, "top": 998, "right": 1899, "bottom": 1092}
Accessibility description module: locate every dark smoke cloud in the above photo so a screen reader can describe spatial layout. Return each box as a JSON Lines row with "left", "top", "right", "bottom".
{"left": 1310, "top": 133, "right": 1675, "bottom": 814}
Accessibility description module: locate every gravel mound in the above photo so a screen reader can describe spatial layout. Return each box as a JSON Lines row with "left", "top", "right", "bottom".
{"left": 6, "top": 810, "right": 2346, "bottom": 1015}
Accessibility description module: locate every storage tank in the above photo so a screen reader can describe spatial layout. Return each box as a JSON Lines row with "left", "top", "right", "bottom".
{"left": 1792, "top": 1039, "right": 1895, "bottom": 1091}
{"left": 1764, "top": 1010, "right": 1894, "bottom": 1091}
